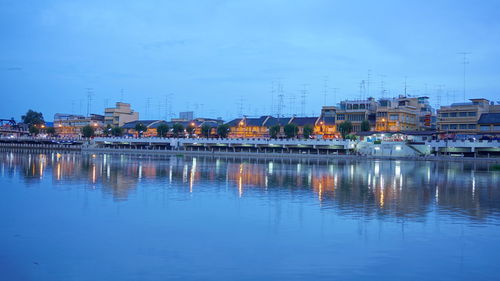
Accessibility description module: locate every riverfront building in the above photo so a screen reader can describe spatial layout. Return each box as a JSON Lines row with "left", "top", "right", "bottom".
{"left": 375, "top": 96, "right": 434, "bottom": 132}
{"left": 104, "top": 102, "right": 139, "bottom": 127}
{"left": 54, "top": 113, "right": 105, "bottom": 137}
{"left": 437, "top": 98, "right": 500, "bottom": 135}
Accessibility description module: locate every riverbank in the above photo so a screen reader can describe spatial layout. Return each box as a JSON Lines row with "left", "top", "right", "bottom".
{"left": 82, "top": 147, "right": 500, "bottom": 163}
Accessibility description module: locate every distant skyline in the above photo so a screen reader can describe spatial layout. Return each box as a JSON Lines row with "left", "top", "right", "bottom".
{"left": 1, "top": 0, "right": 500, "bottom": 121}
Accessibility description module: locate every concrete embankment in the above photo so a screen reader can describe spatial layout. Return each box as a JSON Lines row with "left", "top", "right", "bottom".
{"left": 82, "top": 146, "right": 500, "bottom": 163}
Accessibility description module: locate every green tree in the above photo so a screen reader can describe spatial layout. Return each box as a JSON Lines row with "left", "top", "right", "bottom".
{"left": 29, "top": 125, "right": 39, "bottom": 136}
{"left": 111, "top": 127, "right": 123, "bottom": 137}
{"left": 156, "top": 123, "right": 169, "bottom": 137}
{"left": 303, "top": 125, "right": 314, "bottom": 139}
{"left": 186, "top": 124, "right": 196, "bottom": 137}
{"left": 46, "top": 127, "right": 56, "bottom": 136}
{"left": 283, "top": 124, "right": 298, "bottom": 139}
{"left": 201, "top": 124, "right": 212, "bottom": 138}
{"left": 81, "top": 125, "right": 95, "bottom": 138}
{"left": 105, "top": 124, "right": 113, "bottom": 136}
{"left": 22, "top": 110, "right": 44, "bottom": 126}
{"left": 134, "top": 123, "right": 148, "bottom": 137}
{"left": 217, "top": 124, "right": 230, "bottom": 138}
{"left": 338, "top": 121, "right": 353, "bottom": 139}
{"left": 172, "top": 123, "right": 185, "bottom": 137}
{"left": 360, "top": 120, "right": 371, "bottom": 132}
{"left": 269, "top": 125, "right": 280, "bottom": 139}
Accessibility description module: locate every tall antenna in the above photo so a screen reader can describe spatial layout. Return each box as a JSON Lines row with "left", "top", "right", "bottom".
{"left": 277, "top": 82, "right": 285, "bottom": 118}
{"left": 86, "top": 88, "right": 93, "bottom": 117}
{"left": 367, "top": 69, "right": 371, "bottom": 97}
{"left": 300, "top": 84, "right": 307, "bottom": 117}
{"left": 379, "top": 75, "right": 386, "bottom": 99}
{"left": 288, "top": 93, "right": 296, "bottom": 116}
{"left": 237, "top": 96, "right": 244, "bottom": 118}
{"left": 458, "top": 52, "right": 471, "bottom": 101}
{"left": 436, "top": 84, "right": 444, "bottom": 108}
{"left": 359, "top": 80, "right": 366, "bottom": 100}
{"left": 323, "top": 76, "right": 328, "bottom": 105}
{"left": 332, "top": 88, "right": 339, "bottom": 105}
{"left": 404, "top": 76, "right": 408, "bottom": 96}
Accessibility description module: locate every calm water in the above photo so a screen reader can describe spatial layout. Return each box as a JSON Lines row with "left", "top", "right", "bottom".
{"left": 1, "top": 151, "right": 500, "bottom": 281}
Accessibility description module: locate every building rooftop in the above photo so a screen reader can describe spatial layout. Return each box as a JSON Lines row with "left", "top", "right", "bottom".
{"left": 478, "top": 113, "right": 500, "bottom": 124}
{"left": 122, "top": 120, "right": 163, "bottom": 129}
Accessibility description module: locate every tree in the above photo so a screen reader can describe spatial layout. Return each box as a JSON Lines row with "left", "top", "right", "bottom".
{"left": 201, "top": 124, "right": 212, "bottom": 138}
{"left": 217, "top": 124, "right": 230, "bottom": 138}
{"left": 269, "top": 125, "right": 280, "bottom": 139}
{"left": 186, "top": 124, "right": 196, "bottom": 137}
{"left": 22, "top": 110, "right": 44, "bottom": 125}
{"left": 29, "top": 125, "right": 39, "bottom": 136}
{"left": 134, "top": 123, "right": 148, "bottom": 137}
{"left": 338, "top": 121, "right": 353, "bottom": 139}
{"left": 283, "top": 124, "right": 298, "bottom": 139}
{"left": 156, "top": 123, "right": 169, "bottom": 137}
{"left": 303, "top": 125, "right": 314, "bottom": 139}
{"left": 46, "top": 127, "right": 56, "bottom": 136}
{"left": 111, "top": 127, "right": 123, "bottom": 137}
{"left": 172, "top": 123, "right": 184, "bottom": 137}
{"left": 81, "top": 125, "right": 95, "bottom": 138}
{"left": 105, "top": 124, "right": 113, "bottom": 136}
{"left": 360, "top": 120, "right": 371, "bottom": 132}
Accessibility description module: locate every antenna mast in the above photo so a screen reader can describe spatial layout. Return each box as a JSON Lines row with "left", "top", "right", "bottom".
{"left": 458, "top": 52, "right": 471, "bottom": 101}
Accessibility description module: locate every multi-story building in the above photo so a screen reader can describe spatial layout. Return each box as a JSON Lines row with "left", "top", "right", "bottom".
{"left": 335, "top": 98, "right": 377, "bottom": 132}
{"left": 478, "top": 113, "right": 500, "bottom": 134}
{"left": 375, "top": 96, "right": 434, "bottom": 132}
{"left": 437, "top": 98, "right": 492, "bottom": 134}
{"left": 54, "top": 113, "right": 105, "bottom": 137}
{"left": 104, "top": 102, "right": 139, "bottom": 127}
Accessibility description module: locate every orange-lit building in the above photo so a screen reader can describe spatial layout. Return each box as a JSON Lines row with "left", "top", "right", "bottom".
{"left": 53, "top": 113, "right": 105, "bottom": 137}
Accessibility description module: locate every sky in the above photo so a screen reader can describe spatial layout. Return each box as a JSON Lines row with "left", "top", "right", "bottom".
{"left": 1, "top": 0, "right": 500, "bottom": 122}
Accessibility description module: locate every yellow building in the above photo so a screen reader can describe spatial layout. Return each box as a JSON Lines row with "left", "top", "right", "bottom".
{"left": 437, "top": 98, "right": 493, "bottom": 134}
{"left": 104, "top": 102, "right": 139, "bottom": 127}
{"left": 54, "top": 113, "right": 104, "bottom": 137}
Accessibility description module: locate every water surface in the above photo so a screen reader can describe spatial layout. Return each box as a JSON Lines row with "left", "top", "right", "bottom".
{"left": 1, "top": 151, "right": 500, "bottom": 281}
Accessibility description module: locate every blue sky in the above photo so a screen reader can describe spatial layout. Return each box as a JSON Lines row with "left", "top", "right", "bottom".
{"left": 1, "top": 0, "right": 499, "bottom": 122}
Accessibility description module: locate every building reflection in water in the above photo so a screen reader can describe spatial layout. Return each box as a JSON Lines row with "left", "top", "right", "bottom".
{"left": 1, "top": 150, "right": 500, "bottom": 221}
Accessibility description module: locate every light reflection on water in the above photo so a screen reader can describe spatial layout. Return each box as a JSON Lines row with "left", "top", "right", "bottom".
{"left": 1, "top": 151, "right": 500, "bottom": 280}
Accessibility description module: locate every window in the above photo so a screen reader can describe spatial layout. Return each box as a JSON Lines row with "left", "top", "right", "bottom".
{"left": 390, "top": 114, "right": 399, "bottom": 121}
{"left": 459, "top": 112, "right": 467, "bottom": 117}
{"left": 450, "top": 112, "right": 457, "bottom": 117}
{"left": 441, "top": 113, "right": 449, "bottom": 118}
{"left": 480, "top": 125, "right": 490, "bottom": 131}
{"left": 337, "top": 114, "right": 345, "bottom": 121}
{"left": 441, "top": 125, "right": 449, "bottom": 130}
{"left": 459, "top": 124, "right": 467, "bottom": 129}
{"left": 494, "top": 125, "right": 500, "bottom": 131}
{"left": 468, "top": 112, "right": 476, "bottom": 116}
{"left": 468, "top": 124, "right": 476, "bottom": 129}
{"left": 450, "top": 124, "right": 457, "bottom": 129}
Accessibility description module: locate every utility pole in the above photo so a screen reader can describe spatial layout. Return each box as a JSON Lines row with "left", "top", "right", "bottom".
{"left": 458, "top": 52, "right": 471, "bottom": 101}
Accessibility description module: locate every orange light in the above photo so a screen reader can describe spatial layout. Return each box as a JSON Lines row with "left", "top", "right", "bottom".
{"left": 191, "top": 122, "right": 195, "bottom": 126}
